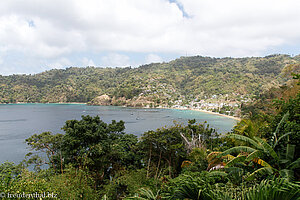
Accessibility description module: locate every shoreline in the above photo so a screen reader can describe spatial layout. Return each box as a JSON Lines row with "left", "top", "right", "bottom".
{"left": 156, "top": 106, "right": 241, "bottom": 121}
{"left": 0, "top": 102, "right": 87, "bottom": 105}
{"left": 1, "top": 102, "right": 241, "bottom": 121}
{"left": 190, "top": 108, "right": 241, "bottom": 121}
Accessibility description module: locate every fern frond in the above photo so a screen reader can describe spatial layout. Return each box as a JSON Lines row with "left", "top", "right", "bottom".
{"left": 208, "top": 171, "right": 228, "bottom": 177}
{"left": 279, "top": 169, "right": 294, "bottom": 181}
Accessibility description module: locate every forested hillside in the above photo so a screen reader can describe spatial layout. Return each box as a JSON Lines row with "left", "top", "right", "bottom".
{"left": 0, "top": 54, "right": 299, "bottom": 109}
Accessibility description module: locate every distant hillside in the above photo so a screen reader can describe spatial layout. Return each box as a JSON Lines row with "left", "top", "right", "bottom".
{"left": 0, "top": 54, "right": 299, "bottom": 109}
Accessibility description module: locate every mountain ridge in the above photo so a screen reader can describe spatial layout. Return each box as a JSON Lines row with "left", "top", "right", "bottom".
{"left": 1, "top": 54, "right": 299, "bottom": 117}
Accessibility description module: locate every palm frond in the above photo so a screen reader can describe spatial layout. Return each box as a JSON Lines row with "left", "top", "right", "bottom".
{"left": 254, "top": 137, "right": 279, "bottom": 161}
{"left": 273, "top": 132, "right": 291, "bottom": 148}
{"left": 226, "top": 155, "right": 246, "bottom": 167}
{"left": 286, "top": 144, "right": 295, "bottom": 161}
{"left": 252, "top": 158, "right": 272, "bottom": 167}
{"left": 227, "top": 134, "right": 262, "bottom": 149}
{"left": 223, "top": 154, "right": 235, "bottom": 160}
{"left": 287, "top": 157, "right": 300, "bottom": 170}
{"left": 246, "top": 167, "right": 273, "bottom": 181}
{"left": 245, "top": 150, "right": 262, "bottom": 162}
{"left": 218, "top": 146, "right": 256, "bottom": 158}
{"left": 224, "top": 167, "right": 244, "bottom": 174}
{"left": 207, "top": 152, "right": 235, "bottom": 170}
{"left": 273, "top": 112, "right": 290, "bottom": 142}
{"left": 207, "top": 152, "right": 221, "bottom": 162}
{"left": 233, "top": 119, "right": 250, "bottom": 134}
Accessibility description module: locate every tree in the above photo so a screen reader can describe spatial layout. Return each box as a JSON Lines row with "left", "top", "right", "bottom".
{"left": 140, "top": 125, "right": 186, "bottom": 178}
{"left": 25, "top": 132, "right": 63, "bottom": 172}
{"left": 61, "top": 115, "right": 141, "bottom": 185}
{"left": 180, "top": 120, "right": 219, "bottom": 153}
{"left": 25, "top": 115, "right": 141, "bottom": 188}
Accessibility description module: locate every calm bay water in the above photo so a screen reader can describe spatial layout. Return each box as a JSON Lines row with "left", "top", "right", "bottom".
{"left": 0, "top": 104, "right": 237, "bottom": 164}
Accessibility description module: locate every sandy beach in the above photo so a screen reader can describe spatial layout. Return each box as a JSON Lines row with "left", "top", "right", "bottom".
{"left": 190, "top": 108, "right": 241, "bottom": 121}
{"left": 152, "top": 106, "right": 241, "bottom": 121}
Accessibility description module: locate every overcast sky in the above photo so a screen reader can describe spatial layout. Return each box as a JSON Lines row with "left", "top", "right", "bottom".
{"left": 0, "top": 0, "right": 299, "bottom": 75}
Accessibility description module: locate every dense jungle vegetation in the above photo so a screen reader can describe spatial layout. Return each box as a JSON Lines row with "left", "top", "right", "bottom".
{"left": 0, "top": 73, "right": 299, "bottom": 199}
{"left": 0, "top": 54, "right": 299, "bottom": 107}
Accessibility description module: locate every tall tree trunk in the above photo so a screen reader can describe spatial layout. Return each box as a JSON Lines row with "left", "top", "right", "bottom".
{"left": 155, "top": 150, "right": 162, "bottom": 179}
{"left": 147, "top": 145, "right": 152, "bottom": 178}
{"left": 60, "top": 151, "right": 63, "bottom": 174}
{"left": 168, "top": 153, "right": 172, "bottom": 178}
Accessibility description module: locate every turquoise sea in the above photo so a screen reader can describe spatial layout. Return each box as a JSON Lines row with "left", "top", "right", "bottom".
{"left": 0, "top": 104, "right": 238, "bottom": 163}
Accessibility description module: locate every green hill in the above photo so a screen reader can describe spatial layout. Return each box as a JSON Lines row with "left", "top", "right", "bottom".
{"left": 0, "top": 54, "right": 299, "bottom": 113}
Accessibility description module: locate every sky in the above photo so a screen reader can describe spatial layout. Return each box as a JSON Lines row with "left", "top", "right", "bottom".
{"left": 0, "top": 0, "right": 299, "bottom": 75}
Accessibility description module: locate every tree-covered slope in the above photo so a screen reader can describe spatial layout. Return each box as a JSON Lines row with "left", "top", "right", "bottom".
{"left": 0, "top": 54, "right": 299, "bottom": 105}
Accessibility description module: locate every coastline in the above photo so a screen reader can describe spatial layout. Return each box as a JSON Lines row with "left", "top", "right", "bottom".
{"left": 190, "top": 108, "right": 241, "bottom": 121}
{"left": 0, "top": 102, "right": 87, "bottom": 105}
{"left": 157, "top": 106, "right": 241, "bottom": 121}
{"left": 1, "top": 102, "right": 241, "bottom": 121}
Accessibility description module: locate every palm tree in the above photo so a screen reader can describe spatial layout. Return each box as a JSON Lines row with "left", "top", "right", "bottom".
{"left": 215, "top": 133, "right": 299, "bottom": 180}
{"left": 211, "top": 112, "right": 299, "bottom": 181}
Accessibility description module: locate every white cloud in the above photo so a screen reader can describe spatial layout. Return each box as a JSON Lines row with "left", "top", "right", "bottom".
{"left": 100, "top": 53, "right": 130, "bottom": 67}
{"left": 145, "top": 54, "right": 163, "bottom": 64}
{"left": 82, "top": 57, "right": 95, "bottom": 67}
{"left": 0, "top": 55, "right": 3, "bottom": 65}
{"left": 0, "top": 0, "right": 299, "bottom": 74}
{"left": 45, "top": 58, "right": 72, "bottom": 69}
